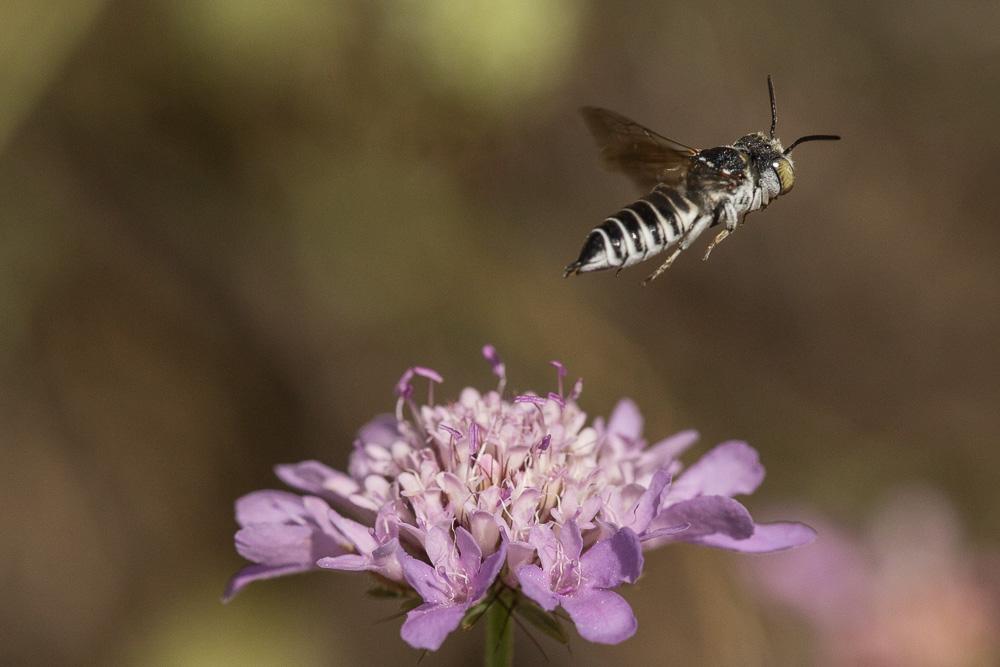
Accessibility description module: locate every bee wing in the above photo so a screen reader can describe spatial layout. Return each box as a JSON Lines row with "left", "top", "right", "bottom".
{"left": 580, "top": 106, "right": 698, "bottom": 191}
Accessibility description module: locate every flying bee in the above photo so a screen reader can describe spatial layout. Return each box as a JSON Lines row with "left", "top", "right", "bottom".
{"left": 564, "top": 76, "right": 840, "bottom": 285}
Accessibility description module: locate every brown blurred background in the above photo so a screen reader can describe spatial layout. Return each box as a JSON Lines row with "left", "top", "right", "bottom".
{"left": 3, "top": 1, "right": 999, "bottom": 665}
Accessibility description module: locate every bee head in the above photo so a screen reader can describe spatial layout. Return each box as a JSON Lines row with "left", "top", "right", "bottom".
{"left": 734, "top": 77, "right": 840, "bottom": 198}
{"left": 735, "top": 132, "right": 795, "bottom": 196}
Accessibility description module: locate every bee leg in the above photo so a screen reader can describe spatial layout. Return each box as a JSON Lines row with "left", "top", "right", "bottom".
{"left": 702, "top": 229, "right": 730, "bottom": 261}
{"left": 642, "top": 214, "right": 713, "bottom": 285}
{"left": 641, "top": 248, "right": 682, "bottom": 286}
{"left": 702, "top": 201, "right": 741, "bottom": 261}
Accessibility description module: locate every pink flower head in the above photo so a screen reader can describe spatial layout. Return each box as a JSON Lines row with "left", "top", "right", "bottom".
{"left": 748, "top": 487, "right": 1000, "bottom": 666}
{"left": 226, "top": 348, "right": 813, "bottom": 651}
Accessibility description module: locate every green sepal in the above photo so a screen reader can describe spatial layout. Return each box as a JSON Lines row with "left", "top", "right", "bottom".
{"left": 366, "top": 585, "right": 406, "bottom": 599}
{"left": 513, "top": 598, "right": 569, "bottom": 644}
{"left": 399, "top": 596, "right": 423, "bottom": 614}
{"left": 461, "top": 599, "right": 492, "bottom": 630}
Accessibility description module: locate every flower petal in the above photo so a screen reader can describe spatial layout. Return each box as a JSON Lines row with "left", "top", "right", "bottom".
{"left": 235, "top": 524, "right": 314, "bottom": 565}
{"left": 400, "top": 603, "right": 466, "bottom": 651}
{"left": 517, "top": 564, "right": 559, "bottom": 611}
{"left": 327, "top": 507, "right": 377, "bottom": 553}
{"left": 510, "top": 488, "right": 542, "bottom": 529}
{"left": 370, "top": 538, "right": 404, "bottom": 581}
{"left": 424, "top": 525, "right": 453, "bottom": 570}
{"left": 235, "top": 490, "right": 306, "bottom": 527}
{"left": 301, "top": 496, "right": 345, "bottom": 543}
{"left": 316, "top": 554, "right": 368, "bottom": 571}
{"left": 401, "top": 553, "right": 449, "bottom": 605}
{"left": 630, "top": 468, "right": 671, "bottom": 534}
{"left": 501, "top": 537, "right": 536, "bottom": 587}
{"left": 581, "top": 528, "right": 644, "bottom": 588}
{"left": 356, "top": 414, "right": 400, "bottom": 446}
{"left": 471, "top": 540, "right": 507, "bottom": 600}
{"left": 317, "top": 539, "right": 403, "bottom": 580}
{"left": 670, "top": 441, "right": 765, "bottom": 499}
{"left": 528, "top": 524, "right": 560, "bottom": 573}
{"left": 223, "top": 563, "right": 312, "bottom": 602}
{"left": 693, "top": 521, "right": 817, "bottom": 553}
{"left": 561, "top": 588, "right": 638, "bottom": 644}
{"left": 274, "top": 460, "right": 359, "bottom": 502}
{"left": 641, "top": 429, "right": 699, "bottom": 469}
{"left": 438, "top": 472, "right": 474, "bottom": 515}
{"left": 469, "top": 511, "right": 501, "bottom": 556}
{"left": 557, "top": 520, "right": 584, "bottom": 561}
{"left": 651, "top": 496, "right": 755, "bottom": 541}
{"left": 455, "top": 526, "right": 483, "bottom": 576}
{"left": 607, "top": 398, "right": 643, "bottom": 441}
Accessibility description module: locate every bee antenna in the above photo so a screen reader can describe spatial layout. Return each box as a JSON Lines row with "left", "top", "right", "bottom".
{"left": 767, "top": 75, "right": 777, "bottom": 139}
{"left": 783, "top": 134, "right": 842, "bottom": 154}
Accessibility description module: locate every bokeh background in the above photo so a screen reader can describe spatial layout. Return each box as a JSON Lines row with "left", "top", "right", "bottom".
{"left": 3, "top": 1, "right": 999, "bottom": 665}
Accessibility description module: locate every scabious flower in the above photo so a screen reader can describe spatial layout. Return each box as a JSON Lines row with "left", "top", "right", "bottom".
{"left": 226, "top": 347, "right": 814, "bottom": 652}
{"left": 746, "top": 488, "right": 1000, "bottom": 666}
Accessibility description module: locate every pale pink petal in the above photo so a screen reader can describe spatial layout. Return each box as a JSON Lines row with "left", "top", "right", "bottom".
{"left": 316, "top": 554, "right": 368, "bottom": 571}
{"left": 502, "top": 538, "right": 536, "bottom": 587}
{"left": 558, "top": 520, "right": 584, "bottom": 561}
{"left": 223, "top": 563, "right": 312, "bottom": 602}
{"left": 400, "top": 603, "right": 466, "bottom": 651}
{"left": 327, "top": 508, "right": 377, "bottom": 553}
{"left": 561, "top": 588, "right": 638, "bottom": 644}
{"left": 235, "top": 490, "right": 306, "bottom": 527}
{"left": 642, "top": 430, "right": 699, "bottom": 468}
{"left": 694, "top": 521, "right": 816, "bottom": 553}
{"left": 607, "top": 398, "right": 643, "bottom": 441}
{"left": 274, "top": 460, "right": 360, "bottom": 502}
{"left": 629, "top": 469, "right": 671, "bottom": 534}
{"left": 528, "top": 524, "right": 559, "bottom": 573}
{"left": 670, "top": 441, "right": 765, "bottom": 499}
{"left": 651, "top": 496, "right": 755, "bottom": 541}
{"left": 356, "top": 414, "right": 400, "bottom": 446}
{"left": 469, "top": 511, "right": 501, "bottom": 555}
{"left": 471, "top": 541, "right": 507, "bottom": 599}
{"left": 400, "top": 554, "right": 449, "bottom": 605}
{"left": 424, "top": 526, "right": 453, "bottom": 570}
{"left": 455, "top": 526, "right": 482, "bottom": 576}
{"left": 301, "top": 496, "right": 345, "bottom": 543}
{"left": 235, "top": 524, "right": 314, "bottom": 565}
{"left": 581, "top": 528, "right": 644, "bottom": 588}
{"left": 517, "top": 564, "right": 559, "bottom": 611}
{"left": 370, "top": 538, "right": 404, "bottom": 581}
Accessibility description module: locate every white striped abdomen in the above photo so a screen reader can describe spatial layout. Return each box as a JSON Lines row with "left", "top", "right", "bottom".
{"left": 564, "top": 185, "right": 702, "bottom": 275}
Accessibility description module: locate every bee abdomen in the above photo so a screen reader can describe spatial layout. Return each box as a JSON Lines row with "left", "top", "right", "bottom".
{"left": 564, "top": 186, "right": 696, "bottom": 275}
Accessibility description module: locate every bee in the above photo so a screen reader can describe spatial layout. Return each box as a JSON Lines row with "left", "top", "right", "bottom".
{"left": 564, "top": 76, "right": 840, "bottom": 285}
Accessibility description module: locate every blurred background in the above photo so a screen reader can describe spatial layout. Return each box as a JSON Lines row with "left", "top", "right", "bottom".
{"left": 3, "top": 1, "right": 999, "bottom": 665}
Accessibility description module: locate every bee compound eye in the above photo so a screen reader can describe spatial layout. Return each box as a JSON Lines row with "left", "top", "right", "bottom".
{"left": 774, "top": 159, "right": 795, "bottom": 194}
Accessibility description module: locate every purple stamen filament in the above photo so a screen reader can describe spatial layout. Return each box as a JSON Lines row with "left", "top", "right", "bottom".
{"left": 550, "top": 360, "right": 567, "bottom": 396}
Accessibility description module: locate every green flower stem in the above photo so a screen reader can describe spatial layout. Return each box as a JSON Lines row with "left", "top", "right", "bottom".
{"left": 484, "top": 591, "right": 514, "bottom": 667}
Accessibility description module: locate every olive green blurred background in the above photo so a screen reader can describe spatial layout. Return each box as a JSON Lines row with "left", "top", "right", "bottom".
{"left": 3, "top": 1, "right": 999, "bottom": 665}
